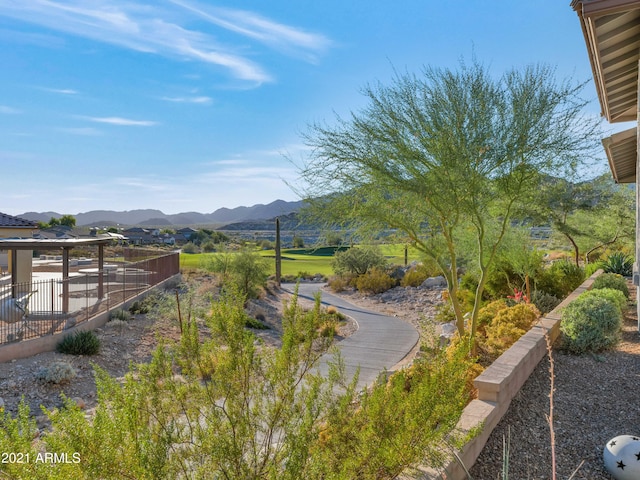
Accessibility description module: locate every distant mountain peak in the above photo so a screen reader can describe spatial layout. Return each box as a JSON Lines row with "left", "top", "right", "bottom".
{"left": 19, "top": 199, "right": 304, "bottom": 227}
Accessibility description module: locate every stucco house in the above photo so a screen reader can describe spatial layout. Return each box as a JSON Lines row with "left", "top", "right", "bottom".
{"left": 572, "top": 0, "right": 640, "bottom": 326}
{"left": 0, "top": 212, "right": 38, "bottom": 284}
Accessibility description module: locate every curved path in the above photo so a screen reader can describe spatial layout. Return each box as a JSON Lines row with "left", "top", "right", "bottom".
{"left": 282, "top": 283, "right": 420, "bottom": 390}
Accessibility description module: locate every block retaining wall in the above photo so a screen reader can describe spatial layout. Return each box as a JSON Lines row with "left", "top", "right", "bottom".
{"left": 409, "top": 270, "right": 602, "bottom": 479}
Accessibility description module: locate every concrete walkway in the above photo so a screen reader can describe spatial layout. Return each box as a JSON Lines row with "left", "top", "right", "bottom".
{"left": 282, "top": 283, "right": 420, "bottom": 390}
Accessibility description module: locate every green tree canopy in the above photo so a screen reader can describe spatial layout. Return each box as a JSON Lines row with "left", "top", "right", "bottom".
{"left": 299, "top": 60, "right": 600, "bottom": 341}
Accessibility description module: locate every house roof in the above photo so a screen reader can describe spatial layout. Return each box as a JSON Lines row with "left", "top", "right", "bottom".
{"left": 572, "top": 0, "right": 640, "bottom": 123}
{"left": 0, "top": 212, "right": 38, "bottom": 228}
{"left": 572, "top": 0, "right": 640, "bottom": 185}
{"left": 602, "top": 127, "right": 637, "bottom": 182}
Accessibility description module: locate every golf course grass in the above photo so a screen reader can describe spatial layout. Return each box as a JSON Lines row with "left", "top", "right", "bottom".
{"left": 180, "top": 244, "right": 423, "bottom": 277}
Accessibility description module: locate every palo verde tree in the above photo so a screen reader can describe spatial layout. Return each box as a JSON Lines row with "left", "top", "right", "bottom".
{"left": 528, "top": 173, "right": 634, "bottom": 266}
{"left": 298, "top": 59, "right": 600, "bottom": 344}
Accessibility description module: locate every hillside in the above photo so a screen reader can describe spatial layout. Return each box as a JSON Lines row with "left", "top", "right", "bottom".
{"left": 19, "top": 199, "right": 305, "bottom": 227}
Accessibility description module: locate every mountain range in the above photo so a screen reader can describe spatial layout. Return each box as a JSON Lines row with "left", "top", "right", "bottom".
{"left": 19, "top": 199, "right": 305, "bottom": 227}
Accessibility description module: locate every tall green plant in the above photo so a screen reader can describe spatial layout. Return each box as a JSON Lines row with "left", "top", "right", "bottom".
{"left": 299, "top": 59, "right": 599, "bottom": 345}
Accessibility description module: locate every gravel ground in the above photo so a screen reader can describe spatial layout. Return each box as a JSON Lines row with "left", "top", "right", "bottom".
{"left": 469, "top": 290, "right": 640, "bottom": 480}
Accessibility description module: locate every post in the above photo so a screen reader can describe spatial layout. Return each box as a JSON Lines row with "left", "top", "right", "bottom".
{"left": 275, "top": 217, "right": 281, "bottom": 287}
{"left": 62, "top": 247, "right": 70, "bottom": 313}
{"left": 98, "top": 243, "right": 104, "bottom": 299}
{"left": 404, "top": 245, "right": 408, "bottom": 266}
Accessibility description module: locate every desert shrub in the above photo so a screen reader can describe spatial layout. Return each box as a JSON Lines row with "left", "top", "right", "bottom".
{"left": 560, "top": 294, "right": 622, "bottom": 354}
{"left": 401, "top": 265, "right": 430, "bottom": 287}
{"left": 476, "top": 299, "right": 509, "bottom": 334}
{"left": 592, "top": 272, "right": 629, "bottom": 298}
{"left": 354, "top": 268, "right": 396, "bottom": 294}
{"left": 129, "top": 299, "right": 150, "bottom": 315}
{"left": 111, "top": 308, "right": 132, "bottom": 321}
{"left": 536, "top": 260, "right": 585, "bottom": 298}
{"left": 327, "top": 275, "right": 352, "bottom": 293}
{"left": 36, "top": 361, "right": 77, "bottom": 384}
{"left": 530, "top": 290, "right": 561, "bottom": 315}
{"left": 601, "top": 252, "right": 633, "bottom": 277}
{"left": 332, "top": 245, "right": 387, "bottom": 276}
{"left": 583, "top": 262, "right": 603, "bottom": 278}
{"left": 319, "top": 320, "right": 338, "bottom": 337}
{"left": 56, "top": 331, "right": 101, "bottom": 356}
{"left": 482, "top": 260, "right": 520, "bottom": 300}
{"left": 293, "top": 236, "right": 305, "bottom": 248}
{"left": 201, "top": 240, "right": 217, "bottom": 253}
{"left": 245, "top": 315, "right": 269, "bottom": 329}
{"left": 181, "top": 242, "right": 199, "bottom": 254}
{"left": 581, "top": 288, "right": 627, "bottom": 313}
{"left": 480, "top": 303, "right": 540, "bottom": 359}
{"left": 209, "top": 250, "right": 270, "bottom": 299}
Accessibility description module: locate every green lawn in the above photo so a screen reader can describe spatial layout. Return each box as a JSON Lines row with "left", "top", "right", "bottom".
{"left": 179, "top": 244, "right": 424, "bottom": 277}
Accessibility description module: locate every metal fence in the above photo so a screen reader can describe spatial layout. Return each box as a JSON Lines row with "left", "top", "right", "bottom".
{"left": 0, "top": 250, "right": 179, "bottom": 345}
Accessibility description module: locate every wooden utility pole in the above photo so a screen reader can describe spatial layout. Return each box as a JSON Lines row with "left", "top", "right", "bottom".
{"left": 275, "top": 217, "right": 281, "bottom": 286}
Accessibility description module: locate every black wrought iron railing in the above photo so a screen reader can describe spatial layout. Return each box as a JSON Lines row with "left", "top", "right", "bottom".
{"left": 0, "top": 251, "right": 179, "bottom": 345}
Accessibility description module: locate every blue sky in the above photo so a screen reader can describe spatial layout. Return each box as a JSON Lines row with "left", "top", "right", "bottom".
{"left": 0, "top": 1, "right": 624, "bottom": 216}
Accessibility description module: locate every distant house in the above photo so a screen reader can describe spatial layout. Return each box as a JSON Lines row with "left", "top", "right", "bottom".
{"left": 175, "top": 227, "right": 198, "bottom": 244}
{"left": 122, "top": 227, "right": 161, "bottom": 245}
{"left": 0, "top": 212, "right": 38, "bottom": 282}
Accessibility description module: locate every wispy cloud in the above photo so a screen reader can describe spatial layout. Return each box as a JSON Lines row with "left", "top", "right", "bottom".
{"left": 0, "top": 105, "right": 22, "bottom": 114}
{"left": 169, "top": 0, "right": 332, "bottom": 62}
{"left": 161, "top": 96, "right": 212, "bottom": 104}
{"left": 41, "top": 87, "right": 79, "bottom": 95}
{"left": 0, "top": 0, "right": 332, "bottom": 83}
{"left": 85, "top": 116, "right": 158, "bottom": 126}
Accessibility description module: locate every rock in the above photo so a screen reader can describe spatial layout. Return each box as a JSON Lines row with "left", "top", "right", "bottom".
{"left": 421, "top": 276, "right": 447, "bottom": 289}
{"left": 439, "top": 322, "right": 458, "bottom": 346}
{"left": 0, "top": 397, "right": 4, "bottom": 409}
{"left": 72, "top": 397, "right": 87, "bottom": 410}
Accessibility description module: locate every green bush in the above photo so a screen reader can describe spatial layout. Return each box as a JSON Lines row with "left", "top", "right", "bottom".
{"left": 401, "top": 265, "right": 431, "bottom": 287}
{"left": 332, "top": 245, "right": 387, "bottom": 276}
{"left": 129, "top": 300, "right": 150, "bottom": 315}
{"left": 560, "top": 294, "right": 622, "bottom": 354}
{"left": 208, "top": 250, "right": 270, "bottom": 299}
{"left": 36, "top": 361, "right": 77, "bottom": 384}
{"left": 182, "top": 242, "right": 199, "bottom": 254}
{"left": 536, "top": 260, "right": 584, "bottom": 298}
{"left": 354, "top": 268, "right": 396, "bottom": 294}
{"left": 581, "top": 288, "right": 627, "bottom": 313}
{"left": 245, "top": 315, "right": 270, "bottom": 329}
{"left": 530, "top": 290, "right": 561, "bottom": 315}
{"left": 56, "top": 330, "right": 101, "bottom": 356}
{"left": 592, "top": 272, "right": 629, "bottom": 298}
{"left": 583, "top": 262, "right": 602, "bottom": 278}
{"left": 328, "top": 275, "right": 351, "bottom": 293}
{"left": 601, "top": 252, "right": 633, "bottom": 277}
{"left": 111, "top": 308, "right": 132, "bottom": 321}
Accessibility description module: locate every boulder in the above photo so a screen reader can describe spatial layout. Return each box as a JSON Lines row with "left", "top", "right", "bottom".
{"left": 422, "top": 276, "right": 447, "bottom": 289}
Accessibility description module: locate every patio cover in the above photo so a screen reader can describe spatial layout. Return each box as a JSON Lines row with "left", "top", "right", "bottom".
{"left": 0, "top": 237, "right": 114, "bottom": 310}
